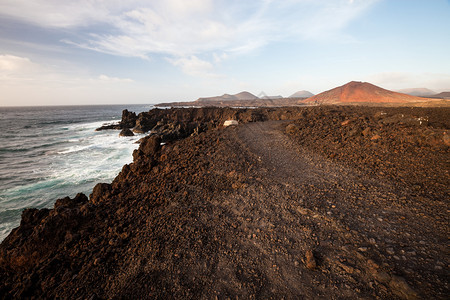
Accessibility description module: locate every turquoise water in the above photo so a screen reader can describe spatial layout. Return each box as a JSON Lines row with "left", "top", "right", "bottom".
{"left": 0, "top": 105, "right": 152, "bottom": 241}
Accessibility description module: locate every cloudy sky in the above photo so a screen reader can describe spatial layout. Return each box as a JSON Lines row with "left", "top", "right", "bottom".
{"left": 0, "top": 0, "right": 449, "bottom": 106}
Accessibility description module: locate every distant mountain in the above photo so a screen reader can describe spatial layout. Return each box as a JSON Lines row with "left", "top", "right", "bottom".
{"left": 289, "top": 90, "right": 314, "bottom": 98}
{"left": 257, "top": 91, "right": 283, "bottom": 99}
{"left": 197, "top": 91, "right": 258, "bottom": 103}
{"left": 429, "top": 92, "right": 450, "bottom": 99}
{"left": 260, "top": 95, "right": 283, "bottom": 99}
{"left": 302, "top": 81, "right": 437, "bottom": 105}
{"left": 397, "top": 88, "right": 436, "bottom": 97}
{"left": 234, "top": 91, "right": 259, "bottom": 100}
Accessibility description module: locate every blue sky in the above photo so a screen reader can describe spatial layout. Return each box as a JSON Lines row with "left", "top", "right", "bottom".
{"left": 0, "top": 0, "right": 449, "bottom": 106}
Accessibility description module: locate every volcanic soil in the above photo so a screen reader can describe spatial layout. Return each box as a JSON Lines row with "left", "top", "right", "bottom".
{"left": 0, "top": 106, "right": 448, "bottom": 299}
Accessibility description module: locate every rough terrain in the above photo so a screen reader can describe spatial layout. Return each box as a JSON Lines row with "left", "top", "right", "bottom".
{"left": 0, "top": 106, "right": 448, "bottom": 299}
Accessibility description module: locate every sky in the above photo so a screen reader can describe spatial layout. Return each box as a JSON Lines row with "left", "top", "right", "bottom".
{"left": 0, "top": 0, "right": 449, "bottom": 106}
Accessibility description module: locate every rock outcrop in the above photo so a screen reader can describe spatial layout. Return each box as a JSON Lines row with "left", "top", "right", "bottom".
{"left": 119, "top": 128, "right": 134, "bottom": 136}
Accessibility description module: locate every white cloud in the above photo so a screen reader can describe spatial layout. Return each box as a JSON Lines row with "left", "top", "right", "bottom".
{"left": 168, "top": 55, "right": 220, "bottom": 78}
{"left": 0, "top": 54, "right": 38, "bottom": 73}
{"left": 0, "top": 0, "right": 380, "bottom": 75}
{"left": 1, "top": 1, "right": 380, "bottom": 52}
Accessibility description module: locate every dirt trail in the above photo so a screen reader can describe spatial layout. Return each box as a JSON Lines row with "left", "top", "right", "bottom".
{"left": 215, "top": 121, "right": 447, "bottom": 299}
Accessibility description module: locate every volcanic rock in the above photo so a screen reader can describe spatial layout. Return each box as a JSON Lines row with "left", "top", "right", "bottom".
{"left": 1, "top": 105, "right": 448, "bottom": 299}
{"left": 119, "top": 128, "right": 134, "bottom": 136}
{"left": 120, "top": 109, "right": 137, "bottom": 128}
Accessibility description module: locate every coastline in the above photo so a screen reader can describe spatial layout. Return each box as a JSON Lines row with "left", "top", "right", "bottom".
{"left": 1, "top": 106, "right": 448, "bottom": 298}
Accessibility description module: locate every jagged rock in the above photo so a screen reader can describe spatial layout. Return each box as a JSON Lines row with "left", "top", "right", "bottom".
{"left": 133, "top": 113, "right": 157, "bottom": 133}
{"left": 90, "top": 183, "right": 112, "bottom": 204}
{"left": 132, "top": 135, "right": 162, "bottom": 161}
{"left": 119, "top": 128, "right": 134, "bottom": 137}
{"left": 95, "top": 123, "right": 121, "bottom": 131}
{"left": 140, "top": 136, "right": 161, "bottom": 156}
{"left": 55, "top": 193, "right": 88, "bottom": 208}
{"left": 120, "top": 109, "right": 137, "bottom": 128}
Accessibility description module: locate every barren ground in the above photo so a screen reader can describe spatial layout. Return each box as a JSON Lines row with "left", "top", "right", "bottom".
{"left": 1, "top": 106, "right": 448, "bottom": 299}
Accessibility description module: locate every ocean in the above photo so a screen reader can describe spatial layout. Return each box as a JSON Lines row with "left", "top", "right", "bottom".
{"left": 0, "top": 104, "right": 153, "bottom": 242}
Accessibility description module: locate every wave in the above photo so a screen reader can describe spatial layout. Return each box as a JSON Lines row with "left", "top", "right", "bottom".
{"left": 0, "top": 105, "right": 152, "bottom": 242}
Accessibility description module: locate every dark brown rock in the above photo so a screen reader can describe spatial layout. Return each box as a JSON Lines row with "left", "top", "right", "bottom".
{"left": 305, "top": 250, "right": 317, "bottom": 269}
{"left": 120, "top": 109, "right": 137, "bottom": 128}
{"left": 119, "top": 128, "right": 134, "bottom": 137}
{"left": 90, "top": 183, "right": 111, "bottom": 204}
{"left": 139, "top": 135, "right": 161, "bottom": 156}
{"left": 286, "top": 123, "right": 299, "bottom": 134}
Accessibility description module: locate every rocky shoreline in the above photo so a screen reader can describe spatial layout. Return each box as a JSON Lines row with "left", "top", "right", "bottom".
{"left": 1, "top": 106, "right": 448, "bottom": 299}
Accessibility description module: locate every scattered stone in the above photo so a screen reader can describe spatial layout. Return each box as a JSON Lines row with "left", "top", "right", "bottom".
{"left": 223, "top": 120, "right": 238, "bottom": 127}
{"left": 389, "top": 276, "right": 418, "bottom": 300}
{"left": 362, "top": 127, "right": 371, "bottom": 136}
{"left": 305, "top": 250, "right": 317, "bottom": 269}
{"left": 443, "top": 133, "right": 450, "bottom": 146}
{"left": 371, "top": 134, "right": 381, "bottom": 140}
{"left": 285, "top": 123, "right": 300, "bottom": 134}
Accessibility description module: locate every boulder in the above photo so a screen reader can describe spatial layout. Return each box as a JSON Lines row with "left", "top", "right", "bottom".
{"left": 119, "top": 128, "right": 134, "bottom": 137}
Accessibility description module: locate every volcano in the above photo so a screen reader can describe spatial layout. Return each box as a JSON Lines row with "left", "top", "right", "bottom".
{"left": 302, "top": 81, "right": 435, "bottom": 105}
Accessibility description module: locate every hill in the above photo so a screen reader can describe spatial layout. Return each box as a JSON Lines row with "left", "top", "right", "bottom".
{"left": 429, "top": 92, "right": 450, "bottom": 99}
{"left": 157, "top": 91, "right": 304, "bottom": 107}
{"left": 302, "top": 81, "right": 438, "bottom": 105}
{"left": 197, "top": 91, "right": 258, "bottom": 103}
{"left": 289, "top": 90, "right": 314, "bottom": 98}
{"left": 397, "top": 88, "right": 436, "bottom": 97}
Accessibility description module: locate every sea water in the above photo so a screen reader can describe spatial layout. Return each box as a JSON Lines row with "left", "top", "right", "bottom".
{"left": 0, "top": 105, "right": 152, "bottom": 242}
